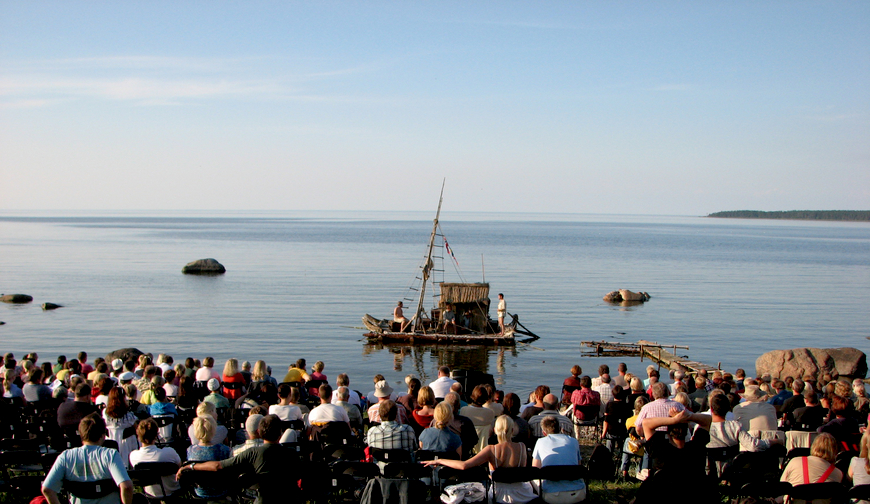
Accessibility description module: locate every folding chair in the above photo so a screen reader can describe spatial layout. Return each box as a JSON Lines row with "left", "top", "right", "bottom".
{"left": 786, "top": 481, "right": 848, "bottom": 504}
{"left": 128, "top": 461, "right": 181, "bottom": 502}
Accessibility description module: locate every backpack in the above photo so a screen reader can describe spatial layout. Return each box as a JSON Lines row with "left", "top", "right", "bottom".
{"left": 585, "top": 443, "right": 615, "bottom": 480}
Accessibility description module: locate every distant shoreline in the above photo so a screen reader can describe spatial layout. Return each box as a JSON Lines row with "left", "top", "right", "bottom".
{"left": 707, "top": 210, "right": 870, "bottom": 222}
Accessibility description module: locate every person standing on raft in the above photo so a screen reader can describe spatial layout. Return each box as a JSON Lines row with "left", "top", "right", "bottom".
{"left": 497, "top": 293, "right": 506, "bottom": 334}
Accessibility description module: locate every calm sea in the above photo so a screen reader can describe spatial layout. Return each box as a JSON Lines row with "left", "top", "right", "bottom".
{"left": 1, "top": 210, "right": 868, "bottom": 397}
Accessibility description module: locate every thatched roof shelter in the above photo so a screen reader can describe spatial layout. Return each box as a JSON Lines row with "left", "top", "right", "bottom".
{"left": 439, "top": 283, "right": 490, "bottom": 306}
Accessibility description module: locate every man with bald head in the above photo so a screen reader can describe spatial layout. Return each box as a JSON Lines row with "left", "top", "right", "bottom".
{"left": 528, "top": 394, "right": 575, "bottom": 438}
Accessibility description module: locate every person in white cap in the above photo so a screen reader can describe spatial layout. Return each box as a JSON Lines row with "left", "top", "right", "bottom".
{"left": 203, "top": 378, "right": 230, "bottom": 409}
{"left": 367, "top": 380, "right": 408, "bottom": 424}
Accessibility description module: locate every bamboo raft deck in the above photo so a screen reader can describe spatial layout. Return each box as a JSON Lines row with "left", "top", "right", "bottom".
{"left": 581, "top": 339, "right": 721, "bottom": 374}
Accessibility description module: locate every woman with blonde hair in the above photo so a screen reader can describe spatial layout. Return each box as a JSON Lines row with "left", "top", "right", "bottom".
{"left": 221, "top": 358, "right": 246, "bottom": 400}
{"left": 423, "top": 415, "right": 537, "bottom": 503}
{"left": 419, "top": 402, "right": 462, "bottom": 457}
{"left": 781, "top": 432, "right": 843, "bottom": 486}
{"left": 186, "top": 401, "right": 229, "bottom": 445}
{"left": 186, "top": 415, "right": 231, "bottom": 499}
{"left": 1, "top": 369, "right": 24, "bottom": 401}
{"left": 310, "top": 361, "right": 327, "bottom": 382}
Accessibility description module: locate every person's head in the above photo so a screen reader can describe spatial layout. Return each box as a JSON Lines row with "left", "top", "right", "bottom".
{"left": 494, "top": 415, "right": 517, "bottom": 443}
{"left": 470, "top": 385, "right": 489, "bottom": 407}
{"left": 598, "top": 364, "right": 610, "bottom": 377}
{"left": 570, "top": 365, "right": 581, "bottom": 377}
{"left": 830, "top": 394, "right": 849, "bottom": 417}
{"left": 207, "top": 378, "right": 221, "bottom": 393}
{"left": 153, "top": 386, "right": 167, "bottom": 403}
{"left": 379, "top": 400, "right": 398, "bottom": 422}
{"left": 674, "top": 370, "right": 685, "bottom": 383}
{"left": 804, "top": 391, "right": 819, "bottom": 406}
{"left": 203, "top": 356, "right": 214, "bottom": 369}
{"left": 855, "top": 379, "right": 867, "bottom": 397}
{"left": 792, "top": 379, "right": 805, "bottom": 394}
{"left": 336, "top": 386, "right": 350, "bottom": 402}
{"left": 77, "top": 351, "right": 88, "bottom": 363}
{"left": 57, "top": 355, "right": 67, "bottom": 366}
{"left": 122, "top": 383, "right": 138, "bottom": 402}
{"left": 534, "top": 385, "right": 550, "bottom": 402}
{"left": 193, "top": 415, "right": 217, "bottom": 444}
{"left": 633, "top": 395, "right": 649, "bottom": 414}
{"left": 630, "top": 377, "right": 644, "bottom": 392}
{"left": 105, "top": 386, "right": 129, "bottom": 419}
{"left": 710, "top": 394, "right": 731, "bottom": 418}
{"left": 772, "top": 379, "right": 785, "bottom": 392}
{"left": 438, "top": 366, "right": 450, "bottom": 378}
{"left": 418, "top": 386, "right": 435, "bottom": 407}
{"left": 95, "top": 361, "right": 108, "bottom": 375}
{"left": 136, "top": 418, "right": 160, "bottom": 445}
{"left": 74, "top": 383, "right": 91, "bottom": 400}
{"left": 443, "top": 392, "right": 461, "bottom": 413}
{"left": 502, "top": 392, "right": 521, "bottom": 416}
{"left": 451, "top": 382, "right": 463, "bottom": 395}
{"left": 433, "top": 401, "right": 453, "bottom": 430}
{"left": 540, "top": 415, "right": 560, "bottom": 436}
{"left": 252, "top": 360, "right": 268, "bottom": 382}
{"left": 695, "top": 376, "right": 707, "bottom": 390}
{"left": 579, "top": 376, "right": 592, "bottom": 389}
{"left": 295, "top": 358, "right": 306, "bottom": 370}
{"left": 651, "top": 382, "right": 668, "bottom": 400}
{"left": 673, "top": 392, "right": 690, "bottom": 410}
{"left": 542, "top": 394, "right": 558, "bottom": 411}
{"left": 240, "top": 361, "right": 250, "bottom": 372}
{"left": 197, "top": 401, "right": 218, "bottom": 420}
{"left": 258, "top": 414, "right": 283, "bottom": 443}
{"left": 319, "top": 383, "right": 332, "bottom": 403}
{"left": 601, "top": 373, "right": 611, "bottom": 385}
{"left": 313, "top": 361, "right": 324, "bottom": 374}
{"left": 407, "top": 377, "right": 422, "bottom": 396}
{"left": 336, "top": 373, "right": 350, "bottom": 387}
{"left": 811, "top": 432, "right": 839, "bottom": 463}
{"left": 743, "top": 385, "right": 768, "bottom": 403}
{"left": 28, "top": 368, "right": 43, "bottom": 385}
{"left": 185, "top": 357, "right": 196, "bottom": 370}
{"left": 288, "top": 387, "right": 300, "bottom": 404}
{"left": 123, "top": 359, "right": 136, "bottom": 372}
{"left": 278, "top": 383, "right": 292, "bottom": 400}
{"left": 164, "top": 368, "right": 176, "bottom": 385}
{"left": 143, "top": 365, "right": 157, "bottom": 379}
{"left": 150, "top": 375, "right": 165, "bottom": 389}
{"left": 397, "top": 301, "right": 403, "bottom": 307}
{"left": 223, "top": 358, "right": 239, "bottom": 377}
{"left": 618, "top": 363, "right": 628, "bottom": 374}
{"left": 245, "top": 413, "right": 264, "bottom": 438}
{"left": 79, "top": 413, "right": 107, "bottom": 443}
{"left": 648, "top": 370, "right": 659, "bottom": 383}
{"left": 138, "top": 355, "right": 151, "bottom": 368}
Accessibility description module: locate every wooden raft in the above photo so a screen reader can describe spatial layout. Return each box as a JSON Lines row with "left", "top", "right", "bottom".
{"left": 581, "top": 339, "right": 721, "bottom": 374}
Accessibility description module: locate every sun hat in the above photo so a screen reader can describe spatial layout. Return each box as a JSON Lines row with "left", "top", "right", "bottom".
{"left": 119, "top": 372, "right": 136, "bottom": 382}
{"left": 207, "top": 378, "right": 221, "bottom": 391}
{"left": 742, "top": 385, "right": 768, "bottom": 402}
{"left": 112, "top": 359, "right": 124, "bottom": 371}
{"left": 374, "top": 380, "right": 394, "bottom": 398}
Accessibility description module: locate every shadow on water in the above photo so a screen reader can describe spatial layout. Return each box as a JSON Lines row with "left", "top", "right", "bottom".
{"left": 362, "top": 342, "right": 520, "bottom": 387}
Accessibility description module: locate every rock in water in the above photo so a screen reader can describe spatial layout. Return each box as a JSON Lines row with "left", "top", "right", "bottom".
{"left": 182, "top": 258, "right": 226, "bottom": 275}
{"left": 42, "top": 302, "right": 63, "bottom": 310}
{"left": 756, "top": 347, "right": 867, "bottom": 380}
{"left": 603, "top": 291, "right": 622, "bottom": 303}
{"left": 0, "top": 294, "right": 33, "bottom": 303}
{"left": 105, "top": 348, "right": 144, "bottom": 364}
{"left": 0, "top": 321, "right": 5, "bottom": 325}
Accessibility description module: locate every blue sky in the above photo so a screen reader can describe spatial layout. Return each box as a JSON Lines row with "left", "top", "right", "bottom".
{"left": 1, "top": 2, "right": 867, "bottom": 215}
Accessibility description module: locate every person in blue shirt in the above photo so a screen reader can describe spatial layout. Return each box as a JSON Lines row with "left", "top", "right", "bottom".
{"left": 532, "top": 415, "right": 586, "bottom": 504}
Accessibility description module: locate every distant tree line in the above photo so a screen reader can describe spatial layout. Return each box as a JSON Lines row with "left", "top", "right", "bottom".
{"left": 707, "top": 210, "right": 870, "bottom": 222}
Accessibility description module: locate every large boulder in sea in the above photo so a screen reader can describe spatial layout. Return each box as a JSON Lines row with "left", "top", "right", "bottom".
{"left": 1, "top": 294, "right": 33, "bottom": 303}
{"left": 105, "top": 348, "right": 144, "bottom": 365}
{"left": 182, "top": 258, "right": 226, "bottom": 275}
{"left": 756, "top": 347, "right": 867, "bottom": 380}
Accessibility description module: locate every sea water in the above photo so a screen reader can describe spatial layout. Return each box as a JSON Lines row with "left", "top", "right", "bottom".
{"left": 1, "top": 210, "right": 868, "bottom": 396}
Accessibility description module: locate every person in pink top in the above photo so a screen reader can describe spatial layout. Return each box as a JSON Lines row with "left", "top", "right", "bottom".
{"left": 310, "top": 361, "right": 327, "bottom": 382}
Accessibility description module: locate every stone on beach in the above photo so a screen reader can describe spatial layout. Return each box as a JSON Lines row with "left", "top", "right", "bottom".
{"left": 182, "top": 258, "right": 226, "bottom": 275}
{"left": 755, "top": 347, "right": 867, "bottom": 380}
{"left": 105, "top": 347, "right": 144, "bottom": 364}
{"left": 0, "top": 294, "right": 33, "bottom": 303}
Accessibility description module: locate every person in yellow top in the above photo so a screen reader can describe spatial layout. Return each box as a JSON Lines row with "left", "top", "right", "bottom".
{"left": 282, "top": 364, "right": 306, "bottom": 384}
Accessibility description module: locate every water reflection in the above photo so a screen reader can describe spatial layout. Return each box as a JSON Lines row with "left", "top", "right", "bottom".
{"left": 363, "top": 342, "right": 518, "bottom": 387}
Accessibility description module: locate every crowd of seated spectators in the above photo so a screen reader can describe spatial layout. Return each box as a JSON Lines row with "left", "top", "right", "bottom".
{"left": 2, "top": 350, "right": 870, "bottom": 504}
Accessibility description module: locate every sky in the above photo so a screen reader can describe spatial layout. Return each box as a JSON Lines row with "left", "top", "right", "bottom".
{"left": 1, "top": 1, "right": 868, "bottom": 215}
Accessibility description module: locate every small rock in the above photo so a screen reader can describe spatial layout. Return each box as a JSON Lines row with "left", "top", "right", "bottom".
{"left": 42, "top": 302, "right": 63, "bottom": 310}
{"left": 0, "top": 321, "right": 5, "bottom": 325}
{"left": 0, "top": 294, "right": 33, "bottom": 304}
{"left": 182, "top": 258, "right": 226, "bottom": 275}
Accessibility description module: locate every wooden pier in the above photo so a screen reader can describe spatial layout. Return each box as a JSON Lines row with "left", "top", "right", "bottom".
{"left": 581, "top": 339, "right": 721, "bottom": 375}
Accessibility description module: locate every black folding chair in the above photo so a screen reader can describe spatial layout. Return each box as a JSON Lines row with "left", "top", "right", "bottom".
{"left": 128, "top": 462, "right": 181, "bottom": 502}
{"left": 786, "top": 481, "right": 848, "bottom": 503}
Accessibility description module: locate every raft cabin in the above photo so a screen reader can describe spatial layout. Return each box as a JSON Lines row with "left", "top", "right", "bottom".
{"left": 434, "top": 282, "right": 494, "bottom": 333}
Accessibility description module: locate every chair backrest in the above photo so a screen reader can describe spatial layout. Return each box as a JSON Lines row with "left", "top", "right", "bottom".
{"left": 472, "top": 423, "right": 493, "bottom": 455}
{"left": 63, "top": 478, "right": 118, "bottom": 499}
{"left": 370, "top": 448, "right": 413, "bottom": 464}
{"left": 539, "top": 464, "right": 588, "bottom": 482}
{"left": 787, "top": 481, "right": 847, "bottom": 502}
{"left": 849, "top": 483, "right": 870, "bottom": 501}
{"left": 382, "top": 462, "right": 430, "bottom": 479}
{"left": 490, "top": 466, "right": 541, "bottom": 483}
{"left": 222, "top": 381, "right": 244, "bottom": 391}
{"left": 415, "top": 449, "right": 460, "bottom": 461}
{"left": 786, "top": 430, "right": 820, "bottom": 451}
